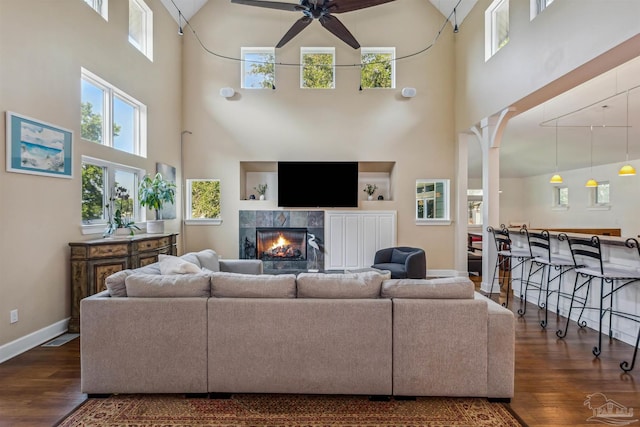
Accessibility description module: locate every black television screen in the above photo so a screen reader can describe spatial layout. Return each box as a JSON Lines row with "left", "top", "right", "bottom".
{"left": 278, "top": 161, "right": 358, "bottom": 208}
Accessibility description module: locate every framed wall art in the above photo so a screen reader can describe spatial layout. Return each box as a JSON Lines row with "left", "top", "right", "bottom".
{"left": 5, "top": 111, "right": 73, "bottom": 178}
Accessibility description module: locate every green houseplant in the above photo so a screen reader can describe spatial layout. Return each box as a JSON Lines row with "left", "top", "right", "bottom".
{"left": 138, "top": 172, "right": 176, "bottom": 234}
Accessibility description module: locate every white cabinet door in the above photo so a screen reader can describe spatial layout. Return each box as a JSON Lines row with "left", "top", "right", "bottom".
{"left": 325, "top": 211, "right": 397, "bottom": 270}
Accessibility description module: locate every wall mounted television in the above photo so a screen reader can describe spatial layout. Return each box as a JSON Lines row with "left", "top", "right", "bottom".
{"left": 278, "top": 161, "right": 359, "bottom": 208}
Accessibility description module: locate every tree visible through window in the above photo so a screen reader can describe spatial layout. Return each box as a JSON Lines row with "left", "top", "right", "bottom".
{"left": 187, "top": 179, "right": 221, "bottom": 220}
{"left": 361, "top": 48, "right": 395, "bottom": 89}
{"left": 301, "top": 48, "right": 335, "bottom": 89}
{"left": 242, "top": 48, "right": 275, "bottom": 89}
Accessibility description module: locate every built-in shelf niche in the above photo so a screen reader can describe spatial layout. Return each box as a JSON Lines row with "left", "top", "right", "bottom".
{"left": 239, "top": 161, "right": 395, "bottom": 202}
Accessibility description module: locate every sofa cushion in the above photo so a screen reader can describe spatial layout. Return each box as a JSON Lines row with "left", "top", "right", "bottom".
{"left": 381, "top": 277, "right": 475, "bottom": 299}
{"left": 296, "top": 271, "right": 384, "bottom": 299}
{"left": 390, "top": 248, "right": 410, "bottom": 264}
{"left": 124, "top": 273, "right": 211, "bottom": 297}
{"left": 158, "top": 254, "right": 202, "bottom": 275}
{"left": 211, "top": 272, "right": 296, "bottom": 298}
{"left": 105, "top": 269, "right": 134, "bottom": 297}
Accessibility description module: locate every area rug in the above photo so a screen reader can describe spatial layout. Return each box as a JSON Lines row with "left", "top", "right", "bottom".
{"left": 56, "top": 393, "right": 524, "bottom": 426}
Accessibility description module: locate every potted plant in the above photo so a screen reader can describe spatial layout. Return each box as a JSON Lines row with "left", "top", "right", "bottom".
{"left": 138, "top": 172, "right": 176, "bottom": 234}
{"left": 103, "top": 185, "right": 140, "bottom": 237}
{"left": 254, "top": 183, "right": 268, "bottom": 200}
{"left": 363, "top": 183, "right": 378, "bottom": 201}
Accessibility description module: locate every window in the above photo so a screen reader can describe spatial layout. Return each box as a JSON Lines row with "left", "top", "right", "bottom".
{"left": 531, "top": 0, "right": 555, "bottom": 19}
{"left": 81, "top": 68, "right": 147, "bottom": 156}
{"left": 552, "top": 186, "right": 569, "bottom": 209}
{"left": 186, "top": 179, "right": 222, "bottom": 224}
{"left": 360, "top": 48, "right": 395, "bottom": 89}
{"left": 485, "top": 0, "right": 509, "bottom": 61}
{"left": 83, "top": 0, "right": 108, "bottom": 20}
{"left": 301, "top": 48, "right": 335, "bottom": 89}
{"left": 129, "top": 0, "right": 153, "bottom": 61}
{"left": 241, "top": 48, "right": 275, "bottom": 89}
{"left": 587, "top": 181, "right": 610, "bottom": 209}
{"left": 467, "top": 189, "right": 483, "bottom": 225}
{"left": 81, "top": 156, "right": 144, "bottom": 234}
{"left": 416, "top": 179, "right": 450, "bottom": 224}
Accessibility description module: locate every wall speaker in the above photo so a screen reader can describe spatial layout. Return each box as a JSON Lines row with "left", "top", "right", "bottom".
{"left": 401, "top": 87, "right": 417, "bottom": 98}
{"left": 220, "top": 87, "right": 235, "bottom": 98}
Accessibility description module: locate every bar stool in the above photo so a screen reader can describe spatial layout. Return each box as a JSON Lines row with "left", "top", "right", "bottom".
{"left": 487, "top": 224, "right": 534, "bottom": 308}
{"left": 556, "top": 234, "right": 640, "bottom": 363}
{"left": 617, "top": 237, "right": 640, "bottom": 372}
{"left": 520, "top": 230, "right": 576, "bottom": 328}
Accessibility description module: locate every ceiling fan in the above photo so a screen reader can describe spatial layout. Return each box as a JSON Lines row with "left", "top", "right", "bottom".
{"left": 230, "top": 0, "right": 396, "bottom": 49}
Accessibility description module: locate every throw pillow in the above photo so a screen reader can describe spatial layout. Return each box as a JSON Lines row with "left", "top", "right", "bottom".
{"left": 125, "top": 273, "right": 211, "bottom": 297}
{"left": 390, "top": 249, "right": 410, "bottom": 264}
{"left": 381, "top": 277, "right": 474, "bottom": 299}
{"left": 296, "top": 271, "right": 383, "bottom": 299}
{"left": 211, "top": 272, "right": 296, "bottom": 298}
{"left": 158, "top": 254, "right": 202, "bottom": 275}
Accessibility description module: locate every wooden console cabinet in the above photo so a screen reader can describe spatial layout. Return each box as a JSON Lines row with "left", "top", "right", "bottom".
{"left": 68, "top": 233, "right": 177, "bottom": 332}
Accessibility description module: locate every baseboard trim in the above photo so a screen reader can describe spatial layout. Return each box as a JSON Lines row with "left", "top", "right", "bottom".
{"left": 428, "top": 269, "right": 465, "bottom": 278}
{"left": 0, "top": 318, "right": 69, "bottom": 364}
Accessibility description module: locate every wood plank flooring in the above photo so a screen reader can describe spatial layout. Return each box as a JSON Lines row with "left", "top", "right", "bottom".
{"left": 0, "top": 294, "right": 639, "bottom": 427}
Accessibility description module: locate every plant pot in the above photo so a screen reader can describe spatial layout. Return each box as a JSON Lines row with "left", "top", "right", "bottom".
{"left": 115, "top": 228, "right": 131, "bottom": 236}
{"left": 146, "top": 220, "right": 165, "bottom": 234}
{"left": 367, "top": 195, "right": 373, "bottom": 201}
{"left": 259, "top": 194, "right": 265, "bottom": 201}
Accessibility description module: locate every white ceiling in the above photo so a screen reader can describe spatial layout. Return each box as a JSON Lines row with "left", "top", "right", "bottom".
{"left": 161, "top": 1, "right": 639, "bottom": 180}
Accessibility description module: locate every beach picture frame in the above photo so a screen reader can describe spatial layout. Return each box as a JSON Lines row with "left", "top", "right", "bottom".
{"left": 6, "top": 111, "right": 73, "bottom": 178}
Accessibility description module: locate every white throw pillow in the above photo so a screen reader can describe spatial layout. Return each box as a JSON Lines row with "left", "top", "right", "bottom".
{"left": 158, "top": 254, "right": 202, "bottom": 275}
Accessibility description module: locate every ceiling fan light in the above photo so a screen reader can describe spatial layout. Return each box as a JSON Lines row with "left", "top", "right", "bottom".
{"left": 550, "top": 174, "right": 563, "bottom": 184}
{"left": 618, "top": 164, "right": 636, "bottom": 176}
{"left": 585, "top": 178, "right": 598, "bottom": 188}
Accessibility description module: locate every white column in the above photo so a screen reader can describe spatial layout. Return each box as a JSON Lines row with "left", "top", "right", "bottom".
{"left": 455, "top": 133, "right": 471, "bottom": 275}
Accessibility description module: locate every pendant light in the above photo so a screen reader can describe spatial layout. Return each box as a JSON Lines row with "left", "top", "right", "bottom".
{"left": 550, "top": 120, "right": 563, "bottom": 183}
{"left": 585, "top": 125, "right": 598, "bottom": 188}
{"left": 618, "top": 90, "right": 636, "bottom": 176}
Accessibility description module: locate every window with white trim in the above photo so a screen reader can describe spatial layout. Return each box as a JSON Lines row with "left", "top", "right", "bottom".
{"left": 360, "top": 48, "right": 395, "bottom": 89}
{"left": 531, "top": 0, "right": 555, "bottom": 19}
{"left": 81, "top": 156, "right": 145, "bottom": 234}
{"left": 588, "top": 181, "right": 610, "bottom": 208}
{"left": 485, "top": 0, "right": 509, "bottom": 61}
{"left": 83, "top": 0, "right": 108, "bottom": 20}
{"left": 186, "top": 179, "right": 221, "bottom": 224}
{"left": 301, "top": 47, "right": 335, "bottom": 89}
{"left": 129, "top": 0, "right": 153, "bottom": 61}
{"left": 552, "top": 186, "right": 569, "bottom": 209}
{"left": 81, "top": 68, "right": 147, "bottom": 156}
{"left": 467, "top": 189, "right": 483, "bottom": 225}
{"left": 416, "top": 179, "right": 450, "bottom": 224}
{"left": 241, "top": 47, "right": 275, "bottom": 89}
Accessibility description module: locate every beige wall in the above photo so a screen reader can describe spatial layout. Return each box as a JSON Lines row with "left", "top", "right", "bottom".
{"left": 0, "top": 0, "right": 182, "bottom": 347}
{"left": 181, "top": 0, "right": 457, "bottom": 266}
{"left": 456, "top": 0, "right": 640, "bottom": 131}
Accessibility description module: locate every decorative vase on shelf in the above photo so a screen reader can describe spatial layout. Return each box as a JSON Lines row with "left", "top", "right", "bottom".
{"left": 259, "top": 194, "right": 265, "bottom": 201}
{"left": 367, "top": 195, "right": 373, "bottom": 201}
{"left": 378, "top": 195, "right": 384, "bottom": 200}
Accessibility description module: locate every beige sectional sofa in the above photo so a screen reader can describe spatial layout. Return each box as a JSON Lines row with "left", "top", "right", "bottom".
{"left": 80, "top": 250, "right": 514, "bottom": 400}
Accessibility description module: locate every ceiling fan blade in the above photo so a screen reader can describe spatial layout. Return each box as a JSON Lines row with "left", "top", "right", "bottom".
{"left": 326, "top": 0, "right": 395, "bottom": 14}
{"left": 276, "top": 16, "right": 313, "bottom": 48}
{"left": 319, "top": 14, "right": 360, "bottom": 49}
{"left": 231, "top": 0, "right": 303, "bottom": 12}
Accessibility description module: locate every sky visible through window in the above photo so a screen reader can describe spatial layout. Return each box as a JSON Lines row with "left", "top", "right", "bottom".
{"left": 81, "top": 80, "right": 134, "bottom": 150}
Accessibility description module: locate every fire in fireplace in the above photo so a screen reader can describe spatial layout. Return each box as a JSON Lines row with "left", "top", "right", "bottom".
{"left": 256, "top": 228, "right": 307, "bottom": 261}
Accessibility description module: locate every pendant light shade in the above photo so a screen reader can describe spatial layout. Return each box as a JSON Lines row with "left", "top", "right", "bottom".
{"left": 585, "top": 178, "right": 598, "bottom": 187}
{"left": 550, "top": 174, "right": 563, "bottom": 184}
{"left": 618, "top": 90, "right": 636, "bottom": 176}
{"left": 550, "top": 120, "right": 563, "bottom": 184}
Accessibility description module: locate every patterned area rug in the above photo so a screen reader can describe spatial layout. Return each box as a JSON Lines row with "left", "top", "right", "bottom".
{"left": 56, "top": 394, "right": 524, "bottom": 426}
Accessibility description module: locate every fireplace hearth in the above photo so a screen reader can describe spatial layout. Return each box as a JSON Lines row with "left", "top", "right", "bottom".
{"left": 256, "top": 228, "right": 307, "bottom": 261}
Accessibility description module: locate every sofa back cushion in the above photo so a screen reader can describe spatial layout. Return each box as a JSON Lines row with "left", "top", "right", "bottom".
{"left": 381, "top": 277, "right": 474, "bottom": 299}
{"left": 211, "top": 272, "right": 296, "bottom": 298}
{"left": 125, "top": 273, "right": 211, "bottom": 297}
{"left": 105, "top": 269, "right": 134, "bottom": 297}
{"left": 194, "top": 249, "right": 220, "bottom": 272}
{"left": 296, "top": 271, "right": 384, "bottom": 299}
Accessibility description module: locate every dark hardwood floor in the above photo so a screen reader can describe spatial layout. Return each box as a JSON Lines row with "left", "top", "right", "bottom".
{"left": 1, "top": 291, "right": 639, "bottom": 427}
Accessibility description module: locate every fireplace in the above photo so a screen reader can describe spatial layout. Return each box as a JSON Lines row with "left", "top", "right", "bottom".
{"left": 256, "top": 228, "right": 307, "bottom": 261}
